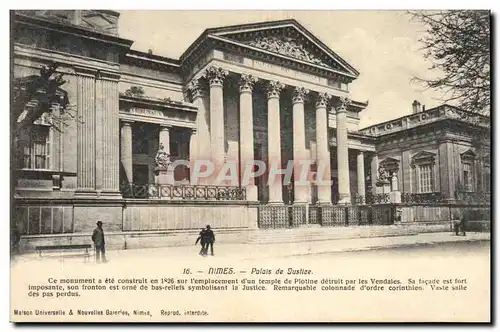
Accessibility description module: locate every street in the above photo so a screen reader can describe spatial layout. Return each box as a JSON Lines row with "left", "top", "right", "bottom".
{"left": 10, "top": 236, "right": 490, "bottom": 322}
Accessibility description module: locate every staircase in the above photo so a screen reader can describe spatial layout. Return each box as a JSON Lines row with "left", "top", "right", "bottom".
{"left": 246, "top": 225, "right": 419, "bottom": 245}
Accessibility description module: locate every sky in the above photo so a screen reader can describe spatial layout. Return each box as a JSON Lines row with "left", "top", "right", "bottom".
{"left": 117, "top": 10, "right": 446, "bottom": 128}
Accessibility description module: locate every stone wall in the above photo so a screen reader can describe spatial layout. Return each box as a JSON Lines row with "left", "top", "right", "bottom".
{"left": 13, "top": 200, "right": 258, "bottom": 236}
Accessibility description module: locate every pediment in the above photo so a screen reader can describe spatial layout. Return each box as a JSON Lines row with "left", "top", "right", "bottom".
{"left": 206, "top": 20, "right": 359, "bottom": 77}
{"left": 460, "top": 149, "right": 476, "bottom": 160}
{"left": 412, "top": 151, "right": 436, "bottom": 164}
{"left": 380, "top": 157, "right": 400, "bottom": 169}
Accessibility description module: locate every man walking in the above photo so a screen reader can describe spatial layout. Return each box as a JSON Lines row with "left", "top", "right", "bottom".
{"left": 203, "top": 225, "right": 215, "bottom": 256}
{"left": 91, "top": 221, "right": 107, "bottom": 263}
{"left": 453, "top": 213, "right": 467, "bottom": 236}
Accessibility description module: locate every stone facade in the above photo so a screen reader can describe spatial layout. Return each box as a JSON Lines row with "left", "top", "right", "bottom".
{"left": 11, "top": 11, "right": 490, "bottom": 243}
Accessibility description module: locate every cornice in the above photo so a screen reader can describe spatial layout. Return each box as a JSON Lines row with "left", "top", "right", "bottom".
{"left": 206, "top": 35, "right": 356, "bottom": 82}
{"left": 13, "top": 13, "right": 134, "bottom": 49}
{"left": 119, "top": 94, "right": 197, "bottom": 113}
{"left": 14, "top": 43, "right": 120, "bottom": 76}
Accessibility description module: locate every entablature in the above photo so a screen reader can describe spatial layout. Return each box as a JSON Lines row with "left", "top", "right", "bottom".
{"left": 119, "top": 94, "right": 197, "bottom": 129}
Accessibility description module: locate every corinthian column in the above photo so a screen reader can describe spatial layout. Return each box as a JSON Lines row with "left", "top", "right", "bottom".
{"left": 187, "top": 79, "right": 210, "bottom": 185}
{"left": 315, "top": 92, "right": 332, "bottom": 204}
{"left": 357, "top": 151, "right": 366, "bottom": 203}
{"left": 120, "top": 120, "right": 133, "bottom": 185}
{"left": 204, "top": 66, "right": 228, "bottom": 183}
{"left": 336, "top": 96, "right": 351, "bottom": 204}
{"left": 266, "top": 81, "right": 285, "bottom": 204}
{"left": 292, "top": 86, "right": 309, "bottom": 204}
{"left": 239, "top": 74, "right": 258, "bottom": 201}
{"left": 159, "top": 125, "right": 171, "bottom": 155}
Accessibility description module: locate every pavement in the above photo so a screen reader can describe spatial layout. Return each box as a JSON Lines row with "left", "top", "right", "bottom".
{"left": 13, "top": 231, "right": 490, "bottom": 264}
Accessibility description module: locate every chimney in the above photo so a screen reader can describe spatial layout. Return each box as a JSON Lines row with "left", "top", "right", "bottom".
{"left": 422, "top": 105, "right": 426, "bottom": 112}
{"left": 412, "top": 100, "right": 421, "bottom": 114}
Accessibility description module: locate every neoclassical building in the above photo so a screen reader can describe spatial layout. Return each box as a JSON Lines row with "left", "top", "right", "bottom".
{"left": 11, "top": 10, "right": 490, "bottom": 245}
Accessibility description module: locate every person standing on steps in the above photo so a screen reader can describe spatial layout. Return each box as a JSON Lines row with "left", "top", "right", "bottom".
{"left": 91, "top": 221, "right": 107, "bottom": 263}
{"left": 203, "top": 225, "right": 215, "bottom": 256}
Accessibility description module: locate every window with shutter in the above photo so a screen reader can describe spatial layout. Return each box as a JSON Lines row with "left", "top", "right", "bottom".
{"left": 18, "top": 125, "right": 51, "bottom": 170}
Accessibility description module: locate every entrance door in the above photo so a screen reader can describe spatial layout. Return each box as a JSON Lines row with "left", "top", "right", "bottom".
{"left": 133, "top": 164, "right": 149, "bottom": 185}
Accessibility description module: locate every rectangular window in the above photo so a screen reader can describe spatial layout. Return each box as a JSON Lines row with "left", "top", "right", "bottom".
{"left": 463, "top": 163, "right": 473, "bottom": 192}
{"left": 483, "top": 166, "right": 490, "bottom": 192}
{"left": 18, "top": 125, "right": 51, "bottom": 170}
{"left": 418, "top": 164, "right": 433, "bottom": 193}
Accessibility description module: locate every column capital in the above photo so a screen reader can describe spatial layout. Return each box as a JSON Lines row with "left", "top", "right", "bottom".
{"left": 203, "top": 66, "right": 228, "bottom": 86}
{"left": 335, "top": 96, "right": 351, "bottom": 113}
{"left": 186, "top": 78, "right": 206, "bottom": 100}
{"left": 315, "top": 92, "right": 331, "bottom": 109}
{"left": 121, "top": 119, "right": 134, "bottom": 126}
{"left": 239, "top": 74, "right": 258, "bottom": 93}
{"left": 159, "top": 124, "right": 172, "bottom": 130}
{"left": 292, "top": 86, "right": 309, "bottom": 104}
{"left": 266, "top": 80, "right": 285, "bottom": 99}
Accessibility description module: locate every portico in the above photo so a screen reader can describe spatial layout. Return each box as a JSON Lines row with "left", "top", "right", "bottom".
{"left": 181, "top": 66, "right": 370, "bottom": 205}
{"left": 110, "top": 18, "right": 376, "bottom": 205}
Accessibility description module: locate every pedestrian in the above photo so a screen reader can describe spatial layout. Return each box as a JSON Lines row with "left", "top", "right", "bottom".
{"left": 453, "top": 214, "right": 467, "bottom": 236}
{"left": 459, "top": 213, "right": 468, "bottom": 236}
{"left": 195, "top": 228, "right": 207, "bottom": 256}
{"left": 91, "top": 221, "right": 107, "bottom": 263}
{"left": 11, "top": 226, "right": 21, "bottom": 260}
{"left": 203, "top": 225, "right": 215, "bottom": 256}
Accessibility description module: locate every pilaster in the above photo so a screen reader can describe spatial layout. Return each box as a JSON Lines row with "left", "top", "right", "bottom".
{"left": 75, "top": 70, "right": 97, "bottom": 196}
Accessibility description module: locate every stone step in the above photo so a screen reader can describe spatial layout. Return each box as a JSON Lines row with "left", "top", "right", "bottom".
{"left": 246, "top": 226, "right": 417, "bottom": 244}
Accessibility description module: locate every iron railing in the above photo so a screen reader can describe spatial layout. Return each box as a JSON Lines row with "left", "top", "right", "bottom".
{"left": 365, "top": 193, "right": 390, "bottom": 204}
{"left": 120, "top": 183, "right": 246, "bottom": 201}
{"left": 401, "top": 192, "right": 447, "bottom": 204}
{"left": 257, "top": 204, "right": 308, "bottom": 229}
{"left": 455, "top": 191, "right": 491, "bottom": 204}
{"left": 259, "top": 204, "right": 396, "bottom": 229}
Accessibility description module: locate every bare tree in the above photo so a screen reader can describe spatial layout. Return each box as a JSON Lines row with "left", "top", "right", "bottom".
{"left": 12, "top": 62, "right": 78, "bottom": 136}
{"left": 409, "top": 10, "right": 490, "bottom": 115}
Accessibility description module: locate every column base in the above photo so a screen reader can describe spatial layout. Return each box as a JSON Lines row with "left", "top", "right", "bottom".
{"left": 155, "top": 168, "right": 175, "bottom": 185}
{"left": 338, "top": 194, "right": 351, "bottom": 205}
{"left": 245, "top": 184, "right": 258, "bottom": 202}
{"left": 316, "top": 201, "right": 332, "bottom": 206}
{"left": 74, "top": 189, "right": 98, "bottom": 198}
{"left": 389, "top": 191, "right": 401, "bottom": 204}
{"left": 267, "top": 201, "right": 284, "bottom": 205}
{"left": 98, "top": 190, "right": 123, "bottom": 199}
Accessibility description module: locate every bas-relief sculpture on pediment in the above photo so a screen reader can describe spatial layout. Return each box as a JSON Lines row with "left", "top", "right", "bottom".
{"left": 244, "top": 35, "right": 331, "bottom": 69}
